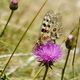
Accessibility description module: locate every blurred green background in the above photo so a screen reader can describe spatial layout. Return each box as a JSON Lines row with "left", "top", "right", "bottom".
{"left": 0, "top": 0, "right": 80, "bottom": 80}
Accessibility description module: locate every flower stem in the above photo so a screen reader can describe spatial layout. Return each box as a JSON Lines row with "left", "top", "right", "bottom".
{"left": 61, "top": 49, "right": 71, "bottom": 80}
{"left": 0, "top": 0, "right": 48, "bottom": 78}
{"left": 0, "top": 10, "right": 14, "bottom": 37}
{"left": 72, "top": 23, "right": 80, "bottom": 79}
{"left": 72, "top": 47, "right": 76, "bottom": 80}
{"left": 72, "top": 27, "right": 79, "bottom": 65}
{"left": 33, "top": 67, "right": 43, "bottom": 80}
{"left": 43, "top": 64, "right": 49, "bottom": 80}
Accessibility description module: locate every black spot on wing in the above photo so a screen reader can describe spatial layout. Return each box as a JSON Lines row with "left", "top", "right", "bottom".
{"left": 53, "top": 28, "right": 57, "bottom": 31}
{"left": 47, "top": 24, "right": 50, "bottom": 28}
{"left": 42, "top": 23, "right": 46, "bottom": 27}
{"left": 41, "top": 28, "right": 49, "bottom": 33}
{"left": 41, "top": 28, "right": 46, "bottom": 32}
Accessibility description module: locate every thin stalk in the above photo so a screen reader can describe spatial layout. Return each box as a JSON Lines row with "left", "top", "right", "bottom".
{"left": 33, "top": 67, "right": 43, "bottom": 80}
{"left": 72, "top": 26, "right": 80, "bottom": 66}
{"left": 0, "top": 0, "right": 48, "bottom": 78}
{"left": 72, "top": 62, "right": 74, "bottom": 80}
{"left": 72, "top": 26, "right": 80, "bottom": 79}
{"left": 72, "top": 47, "right": 76, "bottom": 80}
{"left": 43, "top": 65, "right": 49, "bottom": 80}
{"left": 61, "top": 49, "right": 71, "bottom": 80}
{"left": 0, "top": 10, "right": 14, "bottom": 37}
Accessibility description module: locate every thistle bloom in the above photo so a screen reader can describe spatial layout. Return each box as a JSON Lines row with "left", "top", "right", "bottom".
{"left": 33, "top": 41, "right": 62, "bottom": 66}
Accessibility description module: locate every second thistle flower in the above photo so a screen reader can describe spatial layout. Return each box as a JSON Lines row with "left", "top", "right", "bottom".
{"left": 65, "top": 26, "right": 79, "bottom": 50}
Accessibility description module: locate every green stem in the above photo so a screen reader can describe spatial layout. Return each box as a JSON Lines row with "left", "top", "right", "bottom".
{"left": 0, "top": 0, "right": 48, "bottom": 78}
{"left": 61, "top": 49, "right": 71, "bottom": 80}
{"left": 0, "top": 10, "right": 14, "bottom": 37}
{"left": 72, "top": 25, "right": 80, "bottom": 79}
{"left": 72, "top": 62, "right": 74, "bottom": 80}
{"left": 43, "top": 65, "right": 49, "bottom": 80}
{"left": 72, "top": 46, "right": 76, "bottom": 80}
{"left": 72, "top": 26, "right": 79, "bottom": 65}
{"left": 33, "top": 67, "right": 43, "bottom": 80}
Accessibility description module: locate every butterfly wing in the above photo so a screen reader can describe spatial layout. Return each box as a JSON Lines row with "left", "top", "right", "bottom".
{"left": 39, "top": 10, "right": 55, "bottom": 44}
{"left": 37, "top": 10, "right": 63, "bottom": 45}
{"left": 51, "top": 12, "right": 63, "bottom": 42}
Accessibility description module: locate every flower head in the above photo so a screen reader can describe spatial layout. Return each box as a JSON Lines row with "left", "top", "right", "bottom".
{"left": 33, "top": 41, "right": 62, "bottom": 66}
{"left": 65, "top": 34, "right": 76, "bottom": 50}
{"left": 10, "top": 0, "right": 18, "bottom": 10}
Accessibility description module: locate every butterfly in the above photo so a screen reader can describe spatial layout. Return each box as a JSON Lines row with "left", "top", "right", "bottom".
{"left": 37, "top": 10, "right": 63, "bottom": 45}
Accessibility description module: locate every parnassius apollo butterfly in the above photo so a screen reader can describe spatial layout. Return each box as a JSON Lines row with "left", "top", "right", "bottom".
{"left": 38, "top": 10, "right": 63, "bottom": 44}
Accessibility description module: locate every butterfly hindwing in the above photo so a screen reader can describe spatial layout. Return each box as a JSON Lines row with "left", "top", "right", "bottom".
{"left": 51, "top": 12, "right": 63, "bottom": 42}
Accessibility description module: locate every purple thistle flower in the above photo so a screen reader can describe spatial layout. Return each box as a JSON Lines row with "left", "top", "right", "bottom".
{"left": 33, "top": 41, "right": 62, "bottom": 66}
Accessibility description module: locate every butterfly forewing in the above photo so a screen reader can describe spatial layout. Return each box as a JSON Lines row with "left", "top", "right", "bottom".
{"left": 38, "top": 10, "right": 63, "bottom": 44}
{"left": 38, "top": 10, "right": 54, "bottom": 44}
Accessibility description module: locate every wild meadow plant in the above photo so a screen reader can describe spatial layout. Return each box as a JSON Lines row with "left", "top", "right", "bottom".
{"left": 32, "top": 9, "right": 63, "bottom": 80}
{"left": 0, "top": 0, "right": 18, "bottom": 37}
{"left": 0, "top": 0, "right": 48, "bottom": 79}
{"left": 61, "top": 19, "right": 80, "bottom": 80}
{"left": 33, "top": 41, "right": 62, "bottom": 80}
